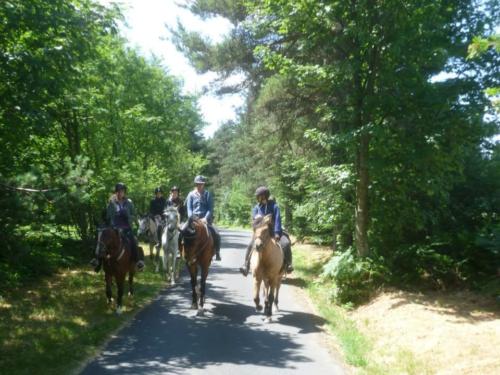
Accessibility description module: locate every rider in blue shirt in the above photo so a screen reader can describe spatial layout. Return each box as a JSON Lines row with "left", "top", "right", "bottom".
{"left": 185, "top": 175, "right": 221, "bottom": 260}
{"left": 239, "top": 186, "right": 293, "bottom": 276}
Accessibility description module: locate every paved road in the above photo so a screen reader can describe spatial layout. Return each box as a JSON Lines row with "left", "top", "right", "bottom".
{"left": 80, "top": 229, "right": 345, "bottom": 374}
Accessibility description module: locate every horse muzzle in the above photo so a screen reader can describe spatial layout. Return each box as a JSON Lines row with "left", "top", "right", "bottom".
{"left": 255, "top": 239, "right": 264, "bottom": 252}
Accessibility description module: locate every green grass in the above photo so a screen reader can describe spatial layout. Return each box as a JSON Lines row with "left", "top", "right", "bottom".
{"left": 293, "top": 248, "right": 372, "bottom": 367}
{"left": 293, "top": 245, "right": 427, "bottom": 374}
{"left": 0, "top": 255, "right": 166, "bottom": 375}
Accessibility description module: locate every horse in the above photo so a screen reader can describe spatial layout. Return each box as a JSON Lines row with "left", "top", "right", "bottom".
{"left": 137, "top": 214, "right": 159, "bottom": 261}
{"left": 95, "top": 226, "right": 138, "bottom": 314}
{"left": 179, "top": 216, "right": 215, "bottom": 316}
{"left": 250, "top": 214, "right": 285, "bottom": 321}
{"left": 160, "top": 206, "right": 181, "bottom": 284}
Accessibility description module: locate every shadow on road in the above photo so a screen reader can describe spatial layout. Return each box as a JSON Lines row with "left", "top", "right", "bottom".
{"left": 80, "top": 229, "right": 330, "bottom": 374}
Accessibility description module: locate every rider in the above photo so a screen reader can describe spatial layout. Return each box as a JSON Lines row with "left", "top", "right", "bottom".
{"left": 149, "top": 186, "right": 167, "bottom": 247}
{"left": 239, "top": 186, "right": 293, "bottom": 276}
{"left": 91, "top": 183, "right": 145, "bottom": 272}
{"left": 167, "top": 186, "right": 186, "bottom": 222}
{"left": 185, "top": 175, "right": 221, "bottom": 261}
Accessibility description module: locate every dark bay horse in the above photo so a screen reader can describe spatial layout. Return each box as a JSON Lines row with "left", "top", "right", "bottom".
{"left": 251, "top": 214, "right": 285, "bottom": 321}
{"left": 96, "top": 227, "right": 138, "bottom": 314}
{"left": 179, "top": 216, "right": 215, "bottom": 316}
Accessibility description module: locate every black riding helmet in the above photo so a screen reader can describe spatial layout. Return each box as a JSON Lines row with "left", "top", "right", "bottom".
{"left": 154, "top": 186, "right": 163, "bottom": 194}
{"left": 255, "top": 186, "right": 270, "bottom": 199}
{"left": 115, "top": 182, "right": 127, "bottom": 192}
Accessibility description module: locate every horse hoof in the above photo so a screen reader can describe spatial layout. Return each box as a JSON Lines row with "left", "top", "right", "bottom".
{"left": 256, "top": 305, "right": 263, "bottom": 312}
{"left": 262, "top": 316, "right": 272, "bottom": 323}
{"left": 116, "top": 306, "right": 123, "bottom": 315}
{"left": 196, "top": 308, "right": 205, "bottom": 317}
{"left": 191, "top": 303, "right": 198, "bottom": 310}
{"left": 274, "top": 306, "right": 280, "bottom": 313}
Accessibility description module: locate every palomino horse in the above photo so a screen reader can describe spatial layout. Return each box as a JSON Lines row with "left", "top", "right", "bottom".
{"left": 160, "top": 207, "right": 181, "bottom": 284}
{"left": 179, "top": 216, "right": 215, "bottom": 316}
{"left": 251, "top": 214, "right": 285, "bottom": 321}
{"left": 137, "top": 214, "right": 160, "bottom": 261}
{"left": 95, "top": 226, "right": 138, "bottom": 314}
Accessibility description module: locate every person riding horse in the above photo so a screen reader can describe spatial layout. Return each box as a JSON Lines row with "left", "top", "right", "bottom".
{"left": 167, "top": 186, "right": 186, "bottom": 222}
{"left": 239, "top": 186, "right": 293, "bottom": 276}
{"left": 91, "top": 183, "right": 145, "bottom": 272}
{"left": 185, "top": 175, "right": 221, "bottom": 261}
{"left": 149, "top": 186, "right": 167, "bottom": 248}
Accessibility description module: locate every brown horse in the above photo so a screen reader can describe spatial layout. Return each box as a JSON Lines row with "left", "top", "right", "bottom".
{"left": 179, "top": 216, "right": 215, "bottom": 316}
{"left": 95, "top": 227, "right": 138, "bottom": 314}
{"left": 250, "top": 214, "right": 285, "bottom": 321}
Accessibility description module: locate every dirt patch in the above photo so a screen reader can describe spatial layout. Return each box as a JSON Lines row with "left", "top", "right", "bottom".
{"left": 351, "top": 290, "right": 500, "bottom": 374}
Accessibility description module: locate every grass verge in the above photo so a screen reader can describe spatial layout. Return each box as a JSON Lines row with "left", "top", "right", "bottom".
{"left": 293, "top": 245, "right": 428, "bottom": 374}
{"left": 0, "top": 255, "right": 166, "bottom": 375}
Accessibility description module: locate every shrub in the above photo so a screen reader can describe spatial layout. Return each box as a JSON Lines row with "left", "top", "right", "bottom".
{"left": 321, "top": 249, "right": 388, "bottom": 304}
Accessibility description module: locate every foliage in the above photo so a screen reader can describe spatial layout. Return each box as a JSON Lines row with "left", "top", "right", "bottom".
{"left": 176, "top": 0, "right": 500, "bottom": 295}
{"left": 321, "top": 249, "right": 388, "bottom": 304}
{"left": 0, "top": 0, "right": 207, "bottom": 284}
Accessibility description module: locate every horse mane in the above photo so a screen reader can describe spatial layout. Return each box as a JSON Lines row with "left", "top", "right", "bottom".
{"left": 253, "top": 214, "right": 272, "bottom": 230}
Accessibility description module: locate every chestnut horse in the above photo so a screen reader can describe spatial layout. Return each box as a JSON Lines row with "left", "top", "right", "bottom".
{"left": 250, "top": 214, "right": 285, "bottom": 321}
{"left": 95, "top": 226, "right": 138, "bottom": 314}
{"left": 179, "top": 216, "right": 214, "bottom": 316}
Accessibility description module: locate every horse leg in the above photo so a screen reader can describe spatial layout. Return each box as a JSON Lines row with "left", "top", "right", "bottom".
{"left": 128, "top": 270, "right": 135, "bottom": 297}
{"left": 263, "top": 280, "right": 272, "bottom": 318}
{"left": 197, "top": 266, "right": 209, "bottom": 316}
{"left": 171, "top": 248, "right": 177, "bottom": 285}
{"left": 163, "top": 246, "right": 169, "bottom": 282}
{"left": 116, "top": 274, "right": 125, "bottom": 314}
{"left": 105, "top": 272, "right": 113, "bottom": 305}
{"left": 267, "top": 285, "right": 275, "bottom": 318}
{"left": 189, "top": 265, "right": 198, "bottom": 310}
{"left": 253, "top": 276, "right": 263, "bottom": 312}
{"left": 274, "top": 278, "right": 281, "bottom": 312}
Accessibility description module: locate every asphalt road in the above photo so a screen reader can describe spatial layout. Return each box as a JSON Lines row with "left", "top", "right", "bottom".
{"left": 80, "top": 229, "right": 345, "bottom": 374}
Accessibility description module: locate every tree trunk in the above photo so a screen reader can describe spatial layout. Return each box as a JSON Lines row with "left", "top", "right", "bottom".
{"left": 355, "top": 133, "right": 370, "bottom": 256}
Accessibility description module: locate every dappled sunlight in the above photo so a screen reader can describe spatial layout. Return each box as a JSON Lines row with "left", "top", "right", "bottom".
{"left": 0, "top": 264, "right": 166, "bottom": 374}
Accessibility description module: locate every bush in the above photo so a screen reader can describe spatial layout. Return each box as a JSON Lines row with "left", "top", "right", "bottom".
{"left": 321, "top": 249, "right": 388, "bottom": 304}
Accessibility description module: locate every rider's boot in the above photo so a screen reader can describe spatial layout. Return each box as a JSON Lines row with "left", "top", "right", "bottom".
{"left": 239, "top": 259, "right": 250, "bottom": 277}
{"left": 136, "top": 246, "right": 145, "bottom": 271}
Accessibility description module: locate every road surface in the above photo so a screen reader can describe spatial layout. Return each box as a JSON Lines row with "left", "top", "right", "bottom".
{"left": 80, "top": 229, "right": 345, "bottom": 374}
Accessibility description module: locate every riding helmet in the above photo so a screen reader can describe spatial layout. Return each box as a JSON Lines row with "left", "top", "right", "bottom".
{"left": 115, "top": 182, "right": 127, "bottom": 192}
{"left": 170, "top": 186, "right": 180, "bottom": 192}
{"left": 154, "top": 186, "right": 163, "bottom": 194}
{"left": 255, "top": 186, "right": 270, "bottom": 199}
{"left": 193, "top": 175, "right": 206, "bottom": 184}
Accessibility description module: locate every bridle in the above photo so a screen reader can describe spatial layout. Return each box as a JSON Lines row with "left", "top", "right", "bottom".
{"left": 97, "top": 228, "right": 125, "bottom": 262}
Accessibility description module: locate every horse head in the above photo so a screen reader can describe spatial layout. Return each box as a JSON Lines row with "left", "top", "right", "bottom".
{"left": 180, "top": 216, "right": 209, "bottom": 265}
{"left": 253, "top": 214, "right": 273, "bottom": 252}
{"left": 137, "top": 215, "right": 149, "bottom": 237}
{"left": 164, "top": 207, "right": 179, "bottom": 233}
{"left": 96, "top": 226, "right": 120, "bottom": 259}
